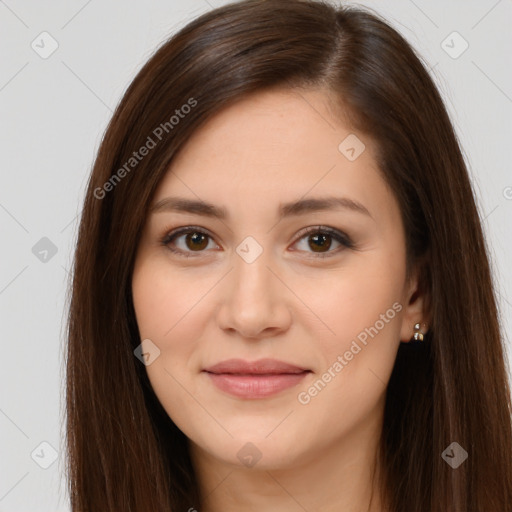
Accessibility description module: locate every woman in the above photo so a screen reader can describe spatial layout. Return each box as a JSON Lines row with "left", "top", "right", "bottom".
{"left": 65, "top": 0, "right": 512, "bottom": 510}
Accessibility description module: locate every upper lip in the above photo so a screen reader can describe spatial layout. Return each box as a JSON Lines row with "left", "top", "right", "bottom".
{"left": 203, "top": 358, "right": 310, "bottom": 375}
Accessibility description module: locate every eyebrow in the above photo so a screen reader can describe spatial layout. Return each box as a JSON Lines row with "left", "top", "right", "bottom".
{"left": 150, "top": 195, "right": 372, "bottom": 220}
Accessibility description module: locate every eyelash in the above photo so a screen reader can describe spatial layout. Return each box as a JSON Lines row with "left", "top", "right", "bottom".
{"left": 160, "top": 225, "right": 354, "bottom": 259}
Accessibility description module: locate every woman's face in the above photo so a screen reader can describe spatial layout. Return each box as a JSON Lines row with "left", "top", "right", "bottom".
{"left": 132, "top": 87, "right": 424, "bottom": 471}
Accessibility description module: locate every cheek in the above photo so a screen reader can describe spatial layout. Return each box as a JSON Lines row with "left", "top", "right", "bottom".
{"left": 295, "top": 251, "right": 405, "bottom": 411}
{"left": 132, "top": 256, "right": 208, "bottom": 341}
{"left": 295, "top": 294, "right": 403, "bottom": 442}
{"left": 131, "top": 256, "right": 224, "bottom": 388}
{"left": 131, "top": 258, "right": 212, "bottom": 429}
{"left": 298, "top": 251, "right": 405, "bottom": 351}
{"left": 131, "top": 259, "right": 196, "bottom": 393}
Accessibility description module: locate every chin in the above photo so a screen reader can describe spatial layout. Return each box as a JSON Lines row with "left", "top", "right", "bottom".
{"left": 196, "top": 433, "right": 306, "bottom": 471}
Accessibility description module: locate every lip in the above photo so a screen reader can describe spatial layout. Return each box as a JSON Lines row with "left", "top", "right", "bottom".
{"left": 203, "top": 358, "right": 308, "bottom": 375}
{"left": 202, "top": 358, "right": 311, "bottom": 399}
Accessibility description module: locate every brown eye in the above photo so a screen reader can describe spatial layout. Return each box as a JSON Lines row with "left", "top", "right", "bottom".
{"left": 293, "top": 226, "right": 353, "bottom": 258}
{"left": 161, "top": 225, "right": 353, "bottom": 259}
{"left": 307, "top": 232, "right": 333, "bottom": 252}
{"left": 184, "top": 232, "right": 209, "bottom": 251}
{"left": 161, "top": 228, "right": 218, "bottom": 257}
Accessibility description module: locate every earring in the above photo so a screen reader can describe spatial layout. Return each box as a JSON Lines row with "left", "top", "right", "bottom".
{"left": 412, "top": 322, "right": 427, "bottom": 341}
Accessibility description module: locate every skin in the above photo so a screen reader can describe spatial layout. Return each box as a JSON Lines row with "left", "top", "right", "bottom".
{"left": 131, "top": 87, "right": 428, "bottom": 512}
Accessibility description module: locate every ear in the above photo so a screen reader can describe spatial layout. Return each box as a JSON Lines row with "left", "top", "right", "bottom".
{"left": 399, "top": 261, "right": 430, "bottom": 343}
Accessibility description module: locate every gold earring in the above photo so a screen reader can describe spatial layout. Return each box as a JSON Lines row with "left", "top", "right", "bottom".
{"left": 412, "top": 322, "right": 427, "bottom": 341}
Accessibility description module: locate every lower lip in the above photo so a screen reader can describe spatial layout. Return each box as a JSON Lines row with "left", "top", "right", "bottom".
{"left": 204, "top": 371, "right": 310, "bottom": 399}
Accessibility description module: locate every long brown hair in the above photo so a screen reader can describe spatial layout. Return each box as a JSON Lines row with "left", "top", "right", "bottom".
{"left": 65, "top": 0, "right": 512, "bottom": 510}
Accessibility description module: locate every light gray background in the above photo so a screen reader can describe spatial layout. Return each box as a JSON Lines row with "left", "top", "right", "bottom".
{"left": 1, "top": 0, "right": 511, "bottom": 510}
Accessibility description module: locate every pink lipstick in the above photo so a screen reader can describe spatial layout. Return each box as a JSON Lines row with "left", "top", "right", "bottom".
{"left": 202, "top": 358, "right": 311, "bottom": 399}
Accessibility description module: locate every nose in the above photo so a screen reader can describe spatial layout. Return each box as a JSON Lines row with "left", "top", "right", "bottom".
{"left": 215, "top": 247, "right": 292, "bottom": 339}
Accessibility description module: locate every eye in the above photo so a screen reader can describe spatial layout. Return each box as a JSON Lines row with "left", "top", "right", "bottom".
{"left": 160, "top": 225, "right": 354, "bottom": 259}
{"left": 291, "top": 226, "right": 354, "bottom": 258}
{"left": 161, "top": 227, "right": 218, "bottom": 258}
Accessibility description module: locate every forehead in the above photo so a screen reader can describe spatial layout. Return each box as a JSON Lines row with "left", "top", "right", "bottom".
{"left": 152, "top": 87, "right": 392, "bottom": 223}
{"left": 171, "top": 87, "right": 363, "bottom": 170}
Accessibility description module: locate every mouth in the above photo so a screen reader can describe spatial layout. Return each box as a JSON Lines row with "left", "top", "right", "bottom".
{"left": 202, "top": 358, "right": 312, "bottom": 399}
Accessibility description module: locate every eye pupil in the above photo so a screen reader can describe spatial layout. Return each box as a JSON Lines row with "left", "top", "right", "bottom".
{"left": 186, "top": 232, "right": 208, "bottom": 251}
{"left": 309, "top": 233, "right": 332, "bottom": 252}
